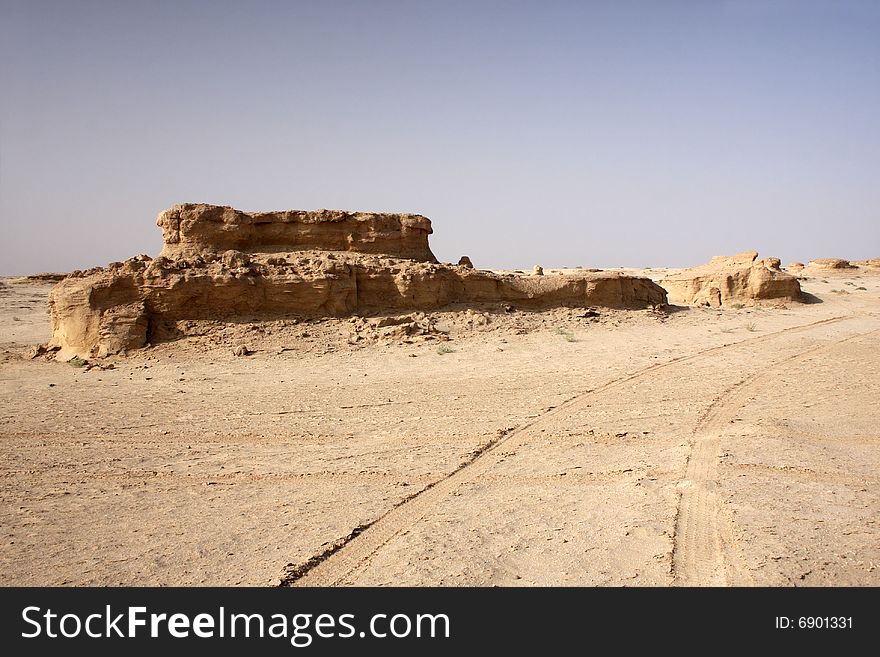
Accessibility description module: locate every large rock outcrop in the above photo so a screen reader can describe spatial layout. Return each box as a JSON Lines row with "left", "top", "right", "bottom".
{"left": 660, "top": 251, "right": 801, "bottom": 307}
{"left": 48, "top": 205, "right": 667, "bottom": 358}
{"left": 157, "top": 204, "right": 437, "bottom": 262}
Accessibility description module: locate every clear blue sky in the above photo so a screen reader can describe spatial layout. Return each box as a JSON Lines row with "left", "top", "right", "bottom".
{"left": 1, "top": 0, "right": 878, "bottom": 274}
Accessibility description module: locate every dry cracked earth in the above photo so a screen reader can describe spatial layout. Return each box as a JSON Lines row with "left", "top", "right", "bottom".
{"left": 1, "top": 268, "right": 878, "bottom": 586}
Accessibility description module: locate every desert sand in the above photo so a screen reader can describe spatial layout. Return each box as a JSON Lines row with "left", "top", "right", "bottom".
{"left": 1, "top": 258, "right": 878, "bottom": 587}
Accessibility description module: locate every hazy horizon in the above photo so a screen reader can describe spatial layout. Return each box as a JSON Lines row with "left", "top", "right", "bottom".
{"left": 2, "top": 0, "right": 878, "bottom": 275}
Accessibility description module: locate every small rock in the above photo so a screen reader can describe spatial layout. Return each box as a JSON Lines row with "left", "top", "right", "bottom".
{"left": 233, "top": 345, "right": 249, "bottom": 357}
{"left": 222, "top": 250, "right": 250, "bottom": 269}
{"left": 458, "top": 256, "right": 474, "bottom": 269}
{"left": 533, "top": 265, "right": 544, "bottom": 276}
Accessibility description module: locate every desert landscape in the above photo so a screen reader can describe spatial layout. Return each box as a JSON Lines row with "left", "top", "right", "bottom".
{"left": 0, "top": 206, "right": 878, "bottom": 587}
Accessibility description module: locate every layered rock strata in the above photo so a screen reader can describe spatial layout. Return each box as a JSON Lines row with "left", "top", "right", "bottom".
{"left": 157, "top": 204, "right": 437, "bottom": 262}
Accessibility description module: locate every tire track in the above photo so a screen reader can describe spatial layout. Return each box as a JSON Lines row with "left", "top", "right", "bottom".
{"left": 671, "top": 326, "right": 880, "bottom": 587}
{"left": 724, "top": 462, "right": 880, "bottom": 486}
{"left": 283, "top": 314, "right": 853, "bottom": 587}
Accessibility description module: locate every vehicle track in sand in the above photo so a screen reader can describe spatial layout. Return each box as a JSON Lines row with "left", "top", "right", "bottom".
{"left": 282, "top": 314, "right": 856, "bottom": 587}
{"left": 671, "top": 326, "right": 880, "bottom": 586}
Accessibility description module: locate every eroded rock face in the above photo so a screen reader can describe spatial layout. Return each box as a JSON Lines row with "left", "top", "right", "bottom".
{"left": 660, "top": 251, "right": 801, "bottom": 307}
{"left": 48, "top": 205, "right": 667, "bottom": 358}
{"left": 158, "top": 204, "right": 437, "bottom": 262}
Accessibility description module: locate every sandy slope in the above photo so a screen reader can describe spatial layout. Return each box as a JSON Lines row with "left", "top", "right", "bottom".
{"left": 0, "top": 269, "right": 878, "bottom": 586}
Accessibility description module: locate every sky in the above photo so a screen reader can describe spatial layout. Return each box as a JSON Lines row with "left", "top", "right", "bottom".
{"left": 1, "top": 0, "right": 878, "bottom": 275}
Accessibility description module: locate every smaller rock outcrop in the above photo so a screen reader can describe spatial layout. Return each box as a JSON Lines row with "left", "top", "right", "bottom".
{"left": 660, "top": 251, "right": 801, "bottom": 307}
{"left": 807, "top": 258, "right": 856, "bottom": 270}
{"left": 25, "top": 272, "right": 68, "bottom": 282}
{"left": 854, "top": 258, "right": 880, "bottom": 269}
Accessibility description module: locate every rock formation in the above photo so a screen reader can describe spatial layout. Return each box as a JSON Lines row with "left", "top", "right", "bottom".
{"left": 660, "top": 251, "right": 801, "bottom": 307}
{"left": 25, "top": 272, "right": 68, "bottom": 282}
{"left": 48, "top": 205, "right": 667, "bottom": 358}
{"left": 807, "top": 258, "right": 856, "bottom": 270}
{"left": 786, "top": 262, "right": 805, "bottom": 272}
{"left": 157, "top": 204, "right": 437, "bottom": 262}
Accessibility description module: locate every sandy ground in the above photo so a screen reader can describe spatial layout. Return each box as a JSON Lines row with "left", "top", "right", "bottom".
{"left": 0, "top": 268, "right": 878, "bottom": 586}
